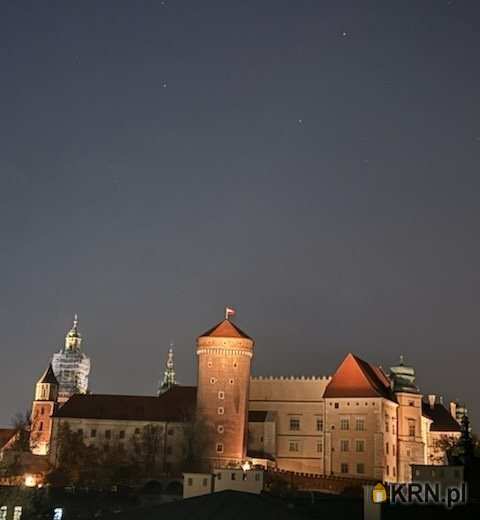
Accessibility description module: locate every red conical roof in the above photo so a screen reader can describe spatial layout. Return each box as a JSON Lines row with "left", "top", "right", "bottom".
{"left": 199, "top": 319, "right": 252, "bottom": 340}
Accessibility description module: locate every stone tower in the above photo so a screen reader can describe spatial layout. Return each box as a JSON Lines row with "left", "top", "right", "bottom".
{"left": 196, "top": 314, "right": 254, "bottom": 467}
{"left": 390, "top": 356, "right": 425, "bottom": 482}
{"left": 52, "top": 315, "right": 91, "bottom": 404}
{"left": 158, "top": 344, "right": 177, "bottom": 395}
{"left": 30, "top": 364, "right": 59, "bottom": 455}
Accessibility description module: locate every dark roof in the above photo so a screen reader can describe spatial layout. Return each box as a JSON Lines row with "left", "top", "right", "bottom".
{"left": 54, "top": 386, "right": 196, "bottom": 422}
{"left": 0, "top": 428, "right": 16, "bottom": 450}
{"left": 200, "top": 319, "right": 252, "bottom": 340}
{"left": 104, "top": 490, "right": 307, "bottom": 520}
{"left": 323, "top": 353, "right": 395, "bottom": 401}
{"left": 248, "top": 411, "right": 269, "bottom": 423}
{"left": 422, "top": 402, "right": 462, "bottom": 432}
{"left": 37, "top": 364, "right": 59, "bottom": 385}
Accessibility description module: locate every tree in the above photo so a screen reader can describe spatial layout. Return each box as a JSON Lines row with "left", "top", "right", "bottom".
{"left": 130, "top": 424, "right": 163, "bottom": 476}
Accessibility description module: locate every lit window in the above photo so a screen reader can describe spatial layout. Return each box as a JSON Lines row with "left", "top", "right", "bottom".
{"left": 340, "top": 463, "right": 348, "bottom": 474}
{"left": 356, "top": 440, "right": 365, "bottom": 452}
{"left": 340, "top": 418, "right": 349, "bottom": 431}
{"left": 289, "top": 418, "right": 300, "bottom": 431}
{"left": 13, "top": 507, "right": 22, "bottom": 520}
{"left": 357, "top": 463, "right": 365, "bottom": 474}
{"left": 218, "top": 391, "right": 225, "bottom": 400}
{"left": 217, "top": 407, "right": 224, "bottom": 415}
{"left": 340, "top": 440, "right": 349, "bottom": 452}
{"left": 1, "top": 506, "right": 8, "bottom": 520}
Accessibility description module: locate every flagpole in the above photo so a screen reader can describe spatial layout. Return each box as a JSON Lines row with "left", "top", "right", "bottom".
{"left": 225, "top": 307, "right": 228, "bottom": 320}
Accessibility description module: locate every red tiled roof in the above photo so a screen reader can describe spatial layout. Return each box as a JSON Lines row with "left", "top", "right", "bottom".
{"left": 0, "top": 428, "right": 16, "bottom": 450}
{"left": 54, "top": 386, "right": 196, "bottom": 422}
{"left": 323, "top": 353, "right": 395, "bottom": 401}
{"left": 422, "top": 402, "right": 462, "bottom": 432}
{"left": 199, "top": 319, "right": 252, "bottom": 340}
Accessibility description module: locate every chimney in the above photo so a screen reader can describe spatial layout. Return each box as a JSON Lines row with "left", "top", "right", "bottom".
{"left": 450, "top": 401, "right": 457, "bottom": 419}
{"left": 428, "top": 394, "right": 436, "bottom": 409}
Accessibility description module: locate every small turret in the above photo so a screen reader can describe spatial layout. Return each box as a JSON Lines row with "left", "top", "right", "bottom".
{"left": 65, "top": 314, "right": 82, "bottom": 350}
{"left": 30, "top": 364, "right": 59, "bottom": 455}
{"left": 389, "top": 355, "right": 419, "bottom": 394}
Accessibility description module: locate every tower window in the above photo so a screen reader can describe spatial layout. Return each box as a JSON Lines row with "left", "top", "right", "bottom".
{"left": 216, "top": 443, "right": 224, "bottom": 454}
{"left": 229, "top": 378, "right": 234, "bottom": 385}
{"left": 233, "top": 362, "right": 238, "bottom": 368}
{"left": 218, "top": 391, "right": 225, "bottom": 400}
{"left": 210, "top": 377, "right": 217, "bottom": 384}
{"left": 408, "top": 419, "right": 416, "bottom": 437}
{"left": 38, "top": 421, "right": 44, "bottom": 432}
{"left": 217, "top": 425, "right": 224, "bottom": 434}
{"left": 217, "top": 407, "right": 224, "bottom": 415}
{"left": 208, "top": 361, "right": 213, "bottom": 368}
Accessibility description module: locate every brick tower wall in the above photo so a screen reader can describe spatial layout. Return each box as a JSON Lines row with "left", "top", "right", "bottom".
{"left": 196, "top": 335, "right": 254, "bottom": 466}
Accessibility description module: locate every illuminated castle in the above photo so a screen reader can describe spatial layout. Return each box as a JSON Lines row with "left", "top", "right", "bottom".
{"left": 29, "top": 310, "right": 464, "bottom": 483}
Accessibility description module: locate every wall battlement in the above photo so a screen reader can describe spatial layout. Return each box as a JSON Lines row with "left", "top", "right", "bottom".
{"left": 251, "top": 375, "right": 330, "bottom": 381}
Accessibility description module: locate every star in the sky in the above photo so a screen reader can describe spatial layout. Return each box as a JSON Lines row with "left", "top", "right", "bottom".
{"left": 162, "top": 81, "right": 168, "bottom": 88}
{"left": 341, "top": 31, "right": 348, "bottom": 38}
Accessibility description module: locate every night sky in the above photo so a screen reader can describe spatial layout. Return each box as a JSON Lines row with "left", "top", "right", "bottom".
{"left": 1, "top": 1, "right": 479, "bottom": 428}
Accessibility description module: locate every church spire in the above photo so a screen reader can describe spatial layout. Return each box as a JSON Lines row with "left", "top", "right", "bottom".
{"left": 158, "top": 343, "right": 177, "bottom": 395}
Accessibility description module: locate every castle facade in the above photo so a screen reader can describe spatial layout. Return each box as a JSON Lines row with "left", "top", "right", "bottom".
{"left": 29, "top": 314, "right": 463, "bottom": 483}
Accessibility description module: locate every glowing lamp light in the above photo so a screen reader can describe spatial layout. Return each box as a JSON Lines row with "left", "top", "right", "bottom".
{"left": 24, "top": 474, "right": 36, "bottom": 487}
{"left": 241, "top": 461, "right": 251, "bottom": 472}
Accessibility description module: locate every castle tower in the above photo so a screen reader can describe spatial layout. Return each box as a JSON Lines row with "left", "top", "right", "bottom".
{"left": 30, "top": 364, "right": 59, "bottom": 455}
{"left": 196, "top": 311, "right": 254, "bottom": 467}
{"left": 390, "top": 356, "right": 425, "bottom": 482}
{"left": 52, "top": 315, "right": 91, "bottom": 404}
{"left": 158, "top": 344, "right": 177, "bottom": 395}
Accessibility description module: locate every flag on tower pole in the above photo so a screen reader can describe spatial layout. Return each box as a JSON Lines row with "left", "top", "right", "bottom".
{"left": 225, "top": 307, "right": 236, "bottom": 320}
